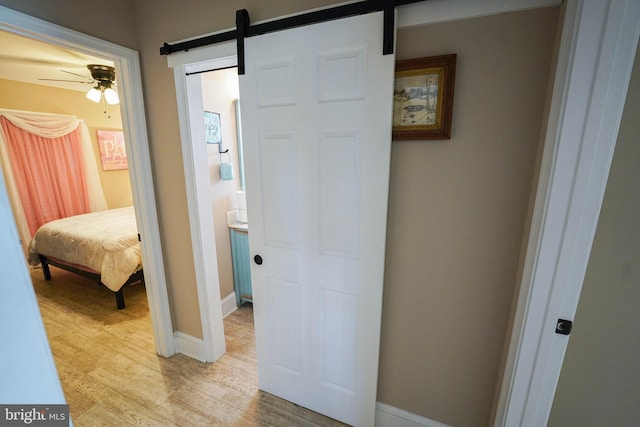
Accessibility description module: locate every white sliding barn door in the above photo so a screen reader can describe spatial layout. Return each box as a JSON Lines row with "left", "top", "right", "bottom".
{"left": 239, "top": 11, "right": 395, "bottom": 426}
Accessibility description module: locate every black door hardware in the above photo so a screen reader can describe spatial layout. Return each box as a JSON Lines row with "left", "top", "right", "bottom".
{"left": 555, "top": 319, "right": 573, "bottom": 335}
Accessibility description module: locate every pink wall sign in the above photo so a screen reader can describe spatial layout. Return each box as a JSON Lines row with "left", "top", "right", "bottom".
{"left": 97, "top": 130, "right": 128, "bottom": 171}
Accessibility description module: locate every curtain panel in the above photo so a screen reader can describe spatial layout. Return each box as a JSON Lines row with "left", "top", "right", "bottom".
{"left": 0, "top": 109, "right": 107, "bottom": 254}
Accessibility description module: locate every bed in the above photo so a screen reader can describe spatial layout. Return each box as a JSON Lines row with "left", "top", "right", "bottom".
{"left": 28, "top": 206, "right": 144, "bottom": 309}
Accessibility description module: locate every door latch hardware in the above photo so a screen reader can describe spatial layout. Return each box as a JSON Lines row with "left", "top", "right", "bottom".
{"left": 555, "top": 319, "right": 573, "bottom": 335}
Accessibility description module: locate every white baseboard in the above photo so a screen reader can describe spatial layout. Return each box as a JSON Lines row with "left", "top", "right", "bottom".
{"left": 376, "top": 402, "right": 450, "bottom": 427}
{"left": 174, "top": 332, "right": 207, "bottom": 362}
{"left": 175, "top": 294, "right": 236, "bottom": 362}
{"left": 221, "top": 291, "right": 238, "bottom": 318}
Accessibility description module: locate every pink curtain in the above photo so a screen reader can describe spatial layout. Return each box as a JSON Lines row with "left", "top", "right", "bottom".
{"left": 1, "top": 116, "right": 90, "bottom": 236}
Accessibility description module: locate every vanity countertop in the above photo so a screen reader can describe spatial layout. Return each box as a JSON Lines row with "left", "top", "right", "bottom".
{"left": 228, "top": 222, "right": 248, "bottom": 231}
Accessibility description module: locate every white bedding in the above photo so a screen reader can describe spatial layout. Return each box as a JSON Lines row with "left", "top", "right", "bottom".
{"left": 28, "top": 206, "right": 142, "bottom": 292}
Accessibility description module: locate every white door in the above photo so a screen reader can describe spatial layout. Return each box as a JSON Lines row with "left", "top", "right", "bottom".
{"left": 239, "top": 11, "right": 395, "bottom": 426}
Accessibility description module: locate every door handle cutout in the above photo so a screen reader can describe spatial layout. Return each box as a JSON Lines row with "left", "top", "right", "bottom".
{"left": 555, "top": 319, "right": 573, "bottom": 335}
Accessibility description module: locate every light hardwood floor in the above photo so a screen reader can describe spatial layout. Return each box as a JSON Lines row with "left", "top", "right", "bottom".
{"left": 30, "top": 266, "right": 345, "bottom": 426}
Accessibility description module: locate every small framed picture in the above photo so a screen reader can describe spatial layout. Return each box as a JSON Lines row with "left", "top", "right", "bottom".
{"left": 393, "top": 54, "right": 457, "bottom": 140}
{"left": 204, "top": 111, "right": 222, "bottom": 144}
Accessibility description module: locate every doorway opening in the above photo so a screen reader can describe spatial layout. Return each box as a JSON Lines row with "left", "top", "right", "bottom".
{"left": 170, "top": 52, "right": 238, "bottom": 363}
{"left": 0, "top": 6, "right": 174, "bottom": 357}
{"left": 197, "top": 67, "right": 250, "bottom": 320}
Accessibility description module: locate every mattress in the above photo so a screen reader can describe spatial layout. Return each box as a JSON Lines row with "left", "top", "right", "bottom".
{"left": 28, "top": 206, "right": 142, "bottom": 292}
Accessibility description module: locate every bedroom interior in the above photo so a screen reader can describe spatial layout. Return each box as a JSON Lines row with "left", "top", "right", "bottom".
{"left": 0, "top": 106, "right": 145, "bottom": 308}
{"left": 0, "top": 56, "right": 144, "bottom": 309}
{"left": 0, "top": 31, "right": 149, "bottom": 324}
{"left": 0, "top": 33, "right": 244, "bottom": 313}
{"left": 0, "top": 28, "right": 246, "bottom": 314}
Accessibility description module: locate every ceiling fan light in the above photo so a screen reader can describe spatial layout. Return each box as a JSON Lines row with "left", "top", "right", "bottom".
{"left": 86, "top": 87, "right": 101, "bottom": 103}
{"left": 103, "top": 87, "right": 120, "bottom": 105}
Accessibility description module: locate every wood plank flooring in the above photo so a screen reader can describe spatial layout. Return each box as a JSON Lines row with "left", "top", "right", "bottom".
{"left": 30, "top": 266, "right": 346, "bottom": 426}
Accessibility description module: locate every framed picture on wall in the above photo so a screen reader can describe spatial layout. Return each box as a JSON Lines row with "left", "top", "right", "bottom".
{"left": 204, "top": 111, "right": 222, "bottom": 144}
{"left": 392, "top": 54, "right": 457, "bottom": 140}
{"left": 97, "top": 130, "right": 128, "bottom": 170}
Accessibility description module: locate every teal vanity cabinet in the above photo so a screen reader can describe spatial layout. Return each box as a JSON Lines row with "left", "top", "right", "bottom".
{"left": 229, "top": 224, "right": 252, "bottom": 307}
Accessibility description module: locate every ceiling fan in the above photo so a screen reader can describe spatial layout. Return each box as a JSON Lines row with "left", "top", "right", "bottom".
{"left": 39, "top": 64, "right": 119, "bottom": 105}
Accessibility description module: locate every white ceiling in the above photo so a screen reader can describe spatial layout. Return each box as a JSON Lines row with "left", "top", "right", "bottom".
{"left": 0, "top": 29, "right": 115, "bottom": 93}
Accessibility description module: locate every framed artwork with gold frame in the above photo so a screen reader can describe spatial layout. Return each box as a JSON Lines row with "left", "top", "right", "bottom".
{"left": 392, "top": 54, "right": 457, "bottom": 140}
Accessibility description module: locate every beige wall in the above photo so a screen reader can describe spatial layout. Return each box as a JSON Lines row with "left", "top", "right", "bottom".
{"left": 0, "top": 78, "right": 133, "bottom": 209}
{"left": 379, "top": 8, "right": 559, "bottom": 426}
{"left": 0, "top": 0, "right": 138, "bottom": 49}
{"left": 202, "top": 68, "right": 241, "bottom": 299}
{"left": 548, "top": 39, "right": 640, "bottom": 427}
{"left": 0, "top": 1, "right": 560, "bottom": 425}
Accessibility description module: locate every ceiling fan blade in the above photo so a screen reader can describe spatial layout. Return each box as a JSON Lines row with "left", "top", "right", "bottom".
{"left": 37, "top": 78, "right": 94, "bottom": 84}
{"left": 59, "top": 69, "right": 93, "bottom": 80}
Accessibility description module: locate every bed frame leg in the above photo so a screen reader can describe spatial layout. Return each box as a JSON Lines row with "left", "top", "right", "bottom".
{"left": 39, "top": 256, "right": 52, "bottom": 281}
{"left": 115, "top": 289, "right": 125, "bottom": 310}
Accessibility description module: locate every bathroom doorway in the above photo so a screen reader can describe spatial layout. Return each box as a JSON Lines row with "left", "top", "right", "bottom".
{"left": 199, "top": 67, "right": 249, "bottom": 319}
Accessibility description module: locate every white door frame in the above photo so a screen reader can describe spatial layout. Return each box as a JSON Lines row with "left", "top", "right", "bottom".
{"left": 0, "top": 6, "right": 176, "bottom": 357}
{"left": 168, "top": 0, "right": 639, "bottom": 424}
{"left": 494, "top": 1, "right": 640, "bottom": 425}
{"left": 171, "top": 55, "right": 237, "bottom": 362}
